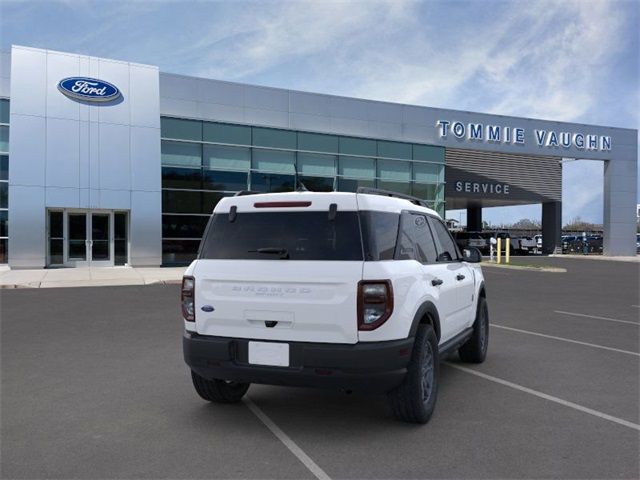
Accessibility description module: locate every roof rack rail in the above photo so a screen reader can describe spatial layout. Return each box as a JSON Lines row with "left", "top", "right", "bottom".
{"left": 234, "top": 190, "right": 260, "bottom": 197}
{"left": 356, "top": 187, "right": 430, "bottom": 208}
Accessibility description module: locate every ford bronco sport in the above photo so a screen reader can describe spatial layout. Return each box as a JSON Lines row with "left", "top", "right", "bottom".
{"left": 182, "top": 188, "right": 488, "bottom": 423}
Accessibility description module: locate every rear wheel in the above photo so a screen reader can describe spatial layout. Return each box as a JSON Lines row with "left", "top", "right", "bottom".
{"left": 458, "top": 296, "right": 489, "bottom": 363}
{"left": 191, "top": 371, "right": 250, "bottom": 403}
{"left": 387, "top": 324, "right": 439, "bottom": 424}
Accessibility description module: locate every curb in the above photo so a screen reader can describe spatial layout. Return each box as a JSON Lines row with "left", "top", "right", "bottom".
{"left": 0, "top": 279, "right": 183, "bottom": 289}
{"left": 481, "top": 262, "right": 566, "bottom": 273}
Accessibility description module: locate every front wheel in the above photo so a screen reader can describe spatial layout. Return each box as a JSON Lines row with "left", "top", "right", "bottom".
{"left": 191, "top": 371, "right": 250, "bottom": 403}
{"left": 458, "top": 296, "right": 489, "bottom": 363}
{"left": 387, "top": 324, "right": 439, "bottom": 424}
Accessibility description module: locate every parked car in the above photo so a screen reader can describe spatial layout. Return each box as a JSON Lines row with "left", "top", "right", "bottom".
{"left": 453, "top": 231, "right": 489, "bottom": 253}
{"left": 182, "top": 189, "right": 489, "bottom": 424}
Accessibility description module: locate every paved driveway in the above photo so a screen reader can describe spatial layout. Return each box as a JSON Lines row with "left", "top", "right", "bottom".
{"left": 1, "top": 257, "right": 638, "bottom": 479}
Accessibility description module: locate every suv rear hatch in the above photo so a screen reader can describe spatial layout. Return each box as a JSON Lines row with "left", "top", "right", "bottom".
{"left": 193, "top": 193, "right": 363, "bottom": 344}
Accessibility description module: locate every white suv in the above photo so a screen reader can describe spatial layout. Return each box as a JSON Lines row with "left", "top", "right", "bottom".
{"left": 182, "top": 189, "right": 489, "bottom": 423}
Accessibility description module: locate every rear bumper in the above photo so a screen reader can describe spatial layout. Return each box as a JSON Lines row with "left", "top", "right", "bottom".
{"left": 183, "top": 331, "right": 414, "bottom": 393}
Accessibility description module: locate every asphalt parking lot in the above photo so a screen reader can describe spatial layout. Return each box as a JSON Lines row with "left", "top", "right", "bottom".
{"left": 1, "top": 257, "right": 639, "bottom": 479}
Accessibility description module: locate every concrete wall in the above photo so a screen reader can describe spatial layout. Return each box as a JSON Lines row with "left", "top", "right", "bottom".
{"left": 8, "top": 46, "right": 161, "bottom": 267}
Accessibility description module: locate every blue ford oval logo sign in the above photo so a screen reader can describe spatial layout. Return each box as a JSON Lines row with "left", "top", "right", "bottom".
{"left": 57, "top": 77, "right": 121, "bottom": 102}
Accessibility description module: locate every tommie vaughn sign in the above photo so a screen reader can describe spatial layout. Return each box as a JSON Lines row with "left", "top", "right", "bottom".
{"left": 436, "top": 120, "right": 612, "bottom": 152}
{"left": 57, "top": 77, "right": 121, "bottom": 102}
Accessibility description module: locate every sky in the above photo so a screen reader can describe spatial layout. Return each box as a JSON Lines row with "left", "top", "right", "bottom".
{"left": 1, "top": 0, "right": 638, "bottom": 226}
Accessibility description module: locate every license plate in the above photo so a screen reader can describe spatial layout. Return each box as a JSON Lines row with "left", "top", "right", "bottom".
{"left": 248, "top": 341, "right": 289, "bottom": 367}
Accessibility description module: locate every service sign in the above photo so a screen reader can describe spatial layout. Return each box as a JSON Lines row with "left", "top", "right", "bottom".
{"left": 57, "top": 77, "right": 121, "bottom": 102}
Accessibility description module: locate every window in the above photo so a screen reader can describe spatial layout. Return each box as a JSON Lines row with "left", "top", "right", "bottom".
{"left": 161, "top": 117, "right": 202, "bottom": 141}
{"left": 338, "top": 156, "right": 375, "bottom": 179}
{"left": 200, "top": 212, "right": 363, "bottom": 261}
{"left": 202, "top": 192, "right": 232, "bottom": 214}
{"left": 298, "top": 132, "right": 338, "bottom": 154}
{"left": 203, "top": 145, "right": 250, "bottom": 171}
{"left": 203, "top": 122, "right": 251, "bottom": 145}
{"left": 252, "top": 149, "right": 295, "bottom": 174}
{"left": 114, "top": 212, "right": 128, "bottom": 266}
{"left": 162, "top": 239, "right": 201, "bottom": 265}
{"left": 298, "top": 176, "right": 334, "bottom": 192}
{"left": 378, "top": 141, "right": 411, "bottom": 160}
{"left": 0, "top": 126, "right": 8, "bottom": 153}
{"left": 162, "top": 167, "right": 202, "bottom": 190}
{"left": 250, "top": 172, "right": 295, "bottom": 193}
{"left": 412, "top": 183, "right": 441, "bottom": 201}
{"left": 252, "top": 127, "right": 296, "bottom": 149}
{"left": 413, "top": 144, "right": 445, "bottom": 163}
{"left": 428, "top": 216, "right": 459, "bottom": 261}
{"left": 202, "top": 170, "right": 247, "bottom": 192}
{"left": 162, "top": 190, "right": 202, "bottom": 214}
{"left": 0, "top": 183, "right": 7, "bottom": 208}
{"left": 0, "top": 99, "right": 9, "bottom": 124}
{"left": 297, "top": 153, "right": 336, "bottom": 177}
{"left": 396, "top": 213, "right": 438, "bottom": 263}
{"left": 0, "top": 210, "right": 7, "bottom": 237}
{"left": 339, "top": 137, "right": 376, "bottom": 157}
{"left": 377, "top": 181, "right": 411, "bottom": 195}
{"left": 337, "top": 178, "right": 375, "bottom": 192}
{"left": 378, "top": 160, "right": 411, "bottom": 181}
{"left": 162, "top": 215, "right": 209, "bottom": 238}
{"left": 157, "top": 116, "right": 446, "bottom": 265}
{"left": 161, "top": 141, "right": 201, "bottom": 167}
{"left": 413, "top": 163, "right": 443, "bottom": 183}
{"left": 359, "top": 211, "right": 399, "bottom": 261}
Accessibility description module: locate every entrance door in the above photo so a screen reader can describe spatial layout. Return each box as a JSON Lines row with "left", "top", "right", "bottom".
{"left": 47, "top": 210, "right": 129, "bottom": 267}
{"left": 67, "top": 213, "right": 88, "bottom": 266}
{"left": 89, "top": 213, "right": 112, "bottom": 266}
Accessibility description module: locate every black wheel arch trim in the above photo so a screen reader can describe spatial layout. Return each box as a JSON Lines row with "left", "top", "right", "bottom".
{"left": 478, "top": 280, "right": 486, "bottom": 298}
{"left": 408, "top": 301, "right": 442, "bottom": 341}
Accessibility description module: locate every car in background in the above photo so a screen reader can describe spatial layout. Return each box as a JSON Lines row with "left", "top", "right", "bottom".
{"left": 453, "top": 231, "right": 489, "bottom": 253}
{"left": 636, "top": 234, "right": 640, "bottom": 253}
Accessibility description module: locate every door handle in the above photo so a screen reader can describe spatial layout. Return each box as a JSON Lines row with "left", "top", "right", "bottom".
{"left": 431, "top": 278, "right": 443, "bottom": 286}
{"left": 456, "top": 274, "right": 465, "bottom": 281}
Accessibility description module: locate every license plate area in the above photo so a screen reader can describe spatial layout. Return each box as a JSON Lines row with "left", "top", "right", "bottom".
{"left": 248, "top": 341, "right": 290, "bottom": 367}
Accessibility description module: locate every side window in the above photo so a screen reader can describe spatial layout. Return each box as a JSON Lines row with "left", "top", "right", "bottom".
{"left": 428, "top": 217, "right": 459, "bottom": 262}
{"left": 395, "top": 212, "right": 438, "bottom": 263}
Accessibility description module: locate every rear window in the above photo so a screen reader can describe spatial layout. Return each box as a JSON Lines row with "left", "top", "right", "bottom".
{"left": 200, "top": 211, "right": 363, "bottom": 261}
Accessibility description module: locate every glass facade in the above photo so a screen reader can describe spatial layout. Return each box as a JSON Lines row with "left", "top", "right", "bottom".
{"left": 0, "top": 99, "right": 8, "bottom": 264}
{"left": 160, "top": 116, "right": 446, "bottom": 265}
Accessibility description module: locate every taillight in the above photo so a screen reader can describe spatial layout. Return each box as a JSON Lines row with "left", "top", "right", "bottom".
{"left": 181, "top": 276, "right": 195, "bottom": 322}
{"left": 358, "top": 280, "right": 393, "bottom": 330}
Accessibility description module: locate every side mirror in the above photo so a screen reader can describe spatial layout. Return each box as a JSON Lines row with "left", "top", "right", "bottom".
{"left": 462, "top": 247, "right": 482, "bottom": 263}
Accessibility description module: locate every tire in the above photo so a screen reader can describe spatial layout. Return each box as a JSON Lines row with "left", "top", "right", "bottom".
{"left": 458, "top": 296, "right": 489, "bottom": 363}
{"left": 387, "top": 324, "right": 439, "bottom": 424}
{"left": 191, "top": 370, "right": 250, "bottom": 403}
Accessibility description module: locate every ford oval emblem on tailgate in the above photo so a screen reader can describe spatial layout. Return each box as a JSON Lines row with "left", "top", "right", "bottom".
{"left": 201, "top": 305, "right": 215, "bottom": 312}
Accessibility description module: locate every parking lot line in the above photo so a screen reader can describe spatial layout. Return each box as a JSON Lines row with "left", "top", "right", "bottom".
{"left": 491, "top": 324, "right": 640, "bottom": 357}
{"left": 554, "top": 310, "right": 640, "bottom": 326}
{"left": 244, "top": 396, "right": 331, "bottom": 480}
{"left": 446, "top": 363, "right": 640, "bottom": 432}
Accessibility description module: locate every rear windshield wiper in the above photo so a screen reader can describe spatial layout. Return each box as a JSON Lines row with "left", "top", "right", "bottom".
{"left": 248, "top": 247, "right": 290, "bottom": 259}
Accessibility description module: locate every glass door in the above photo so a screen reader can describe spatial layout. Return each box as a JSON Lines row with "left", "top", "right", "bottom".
{"left": 90, "top": 213, "right": 112, "bottom": 266}
{"left": 47, "top": 209, "right": 129, "bottom": 267}
{"left": 67, "top": 212, "right": 88, "bottom": 266}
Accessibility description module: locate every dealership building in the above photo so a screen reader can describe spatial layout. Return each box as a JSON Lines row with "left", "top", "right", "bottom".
{"left": 0, "top": 45, "right": 637, "bottom": 268}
